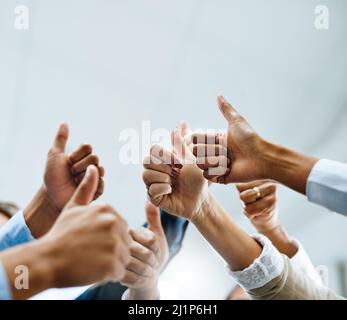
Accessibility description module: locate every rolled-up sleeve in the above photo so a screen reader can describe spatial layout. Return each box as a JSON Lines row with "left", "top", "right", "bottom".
{"left": 307, "top": 159, "right": 347, "bottom": 216}
{"left": 228, "top": 235, "right": 344, "bottom": 300}
{"left": 248, "top": 255, "right": 344, "bottom": 300}
{"left": 228, "top": 235, "right": 284, "bottom": 291}
{"left": 0, "top": 261, "right": 11, "bottom": 300}
{"left": 0, "top": 211, "right": 35, "bottom": 251}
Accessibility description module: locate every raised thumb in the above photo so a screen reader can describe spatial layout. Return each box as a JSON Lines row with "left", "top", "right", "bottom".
{"left": 171, "top": 128, "right": 195, "bottom": 164}
{"left": 217, "top": 95, "right": 241, "bottom": 124}
{"left": 145, "top": 202, "right": 163, "bottom": 235}
{"left": 65, "top": 165, "right": 99, "bottom": 209}
{"left": 52, "top": 123, "right": 69, "bottom": 152}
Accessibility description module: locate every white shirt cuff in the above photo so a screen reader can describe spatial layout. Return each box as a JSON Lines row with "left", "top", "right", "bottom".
{"left": 307, "top": 159, "right": 347, "bottom": 215}
{"left": 121, "top": 288, "right": 131, "bottom": 300}
{"left": 228, "top": 235, "right": 284, "bottom": 291}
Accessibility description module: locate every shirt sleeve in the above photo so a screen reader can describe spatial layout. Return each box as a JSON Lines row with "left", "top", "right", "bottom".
{"left": 228, "top": 235, "right": 284, "bottom": 291}
{"left": 307, "top": 159, "right": 347, "bottom": 216}
{"left": 0, "top": 261, "right": 11, "bottom": 300}
{"left": 0, "top": 211, "right": 35, "bottom": 251}
{"left": 290, "top": 238, "right": 323, "bottom": 285}
{"left": 247, "top": 255, "right": 344, "bottom": 300}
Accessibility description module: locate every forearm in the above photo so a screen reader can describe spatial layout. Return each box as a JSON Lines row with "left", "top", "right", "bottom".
{"left": 0, "top": 239, "right": 56, "bottom": 299}
{"left": 260, "top": 224, "right": 298, "bottom": 259}
{"left": 193, "top": 193, "right": 262, "bottom": 271}
{"left": 24, "top": 186, "right": 60, "bottom": 238}
{"left": 260, "top": 140, "right": 318, "bottom": 195}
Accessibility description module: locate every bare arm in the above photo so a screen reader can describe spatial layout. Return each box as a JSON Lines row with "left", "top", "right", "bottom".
{"left": 192, "top": 193, "right": 262, "bottom": 272}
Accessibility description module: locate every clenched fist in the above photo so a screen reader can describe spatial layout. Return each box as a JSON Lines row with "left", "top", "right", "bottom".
{"left": 24, "top": 123, "right": 106, "bottom": 238}
{"left": 191, "top": 96, "right": 267, "bottom": 184}
{"left": 121, "top": 202, "right": 169, "bottom": 300}
{"left": 143, "top": 123, "right": 209, "bottom": 222}
{"left": 236, "top": 180, "right": 280, "bottom": 234}
{"left": 43, "top": 165, "right": 131, "bottom": 287}
{"left": 44, "top": 123, "right": 105, "bottom": 211}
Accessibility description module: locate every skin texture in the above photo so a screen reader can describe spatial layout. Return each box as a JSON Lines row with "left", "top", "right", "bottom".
{"left": 143, "top": 124, "right": 262, "bottom": 272}
{"left": 121, "top": 202, "right": 169, "bottom": 300}
{"left": 1, "top": 166, "right": 131, "bottom": 300}
{"left": 24, "top": 123, "right": 105, "bottom": 238}
{"left": 191, "top": 95, "right": 318, "bottom": 194}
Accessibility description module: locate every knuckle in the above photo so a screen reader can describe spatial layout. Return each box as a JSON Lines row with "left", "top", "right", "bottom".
{"left": 143, "top": 155, "right": 151, "bottom": 166}
{"left": 240, "top": 192, "right": 249, "bottom": 203}
{"left": 98, "top": 203, "right": 114, "bottom": 213}
{"left": 147, "top": 234, "right": 157, "bottom": 247}
{"left": 47, "top": 148, "right": 55, "bottom": 156}
{"left": 142, "top": 237, "right": 157, "bottom": 250}
{"left": 118, "top": 247, "right": 130, "bottom": 265}
{"left": 142, "top": 170, "right": 150, "bottom": 184}
{"left": 90, "top": 154, "right": 99, "bottom": 164}
{"left": 97, "top": 217, "right": 117, "bottom": 233}
{"left": 150, "top": 144, "right": 161, "bottom": 155}
{"left": 142, "top": 248, "right": 154, "bottom": 261}
{"left": 269, "top": 184, "right": 277, "bottom": 194}
{"left": 245, "top": 205, "right": 256, "bottom": 215}
{"left": 80, "top": 144, "right": 92, "bottom": 153}
{"left": 269, "top": 194, "right": 276, "bottom": 205}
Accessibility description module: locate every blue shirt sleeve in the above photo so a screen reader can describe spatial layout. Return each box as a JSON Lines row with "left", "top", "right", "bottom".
{"left": 0, "top": 261, "right": 11, "bottom": 300}
{"left": 307, "top": 159, "right": 347, "bottom": 216}
{"left": 0, "top": 211, "right": 35, "bottom": 251}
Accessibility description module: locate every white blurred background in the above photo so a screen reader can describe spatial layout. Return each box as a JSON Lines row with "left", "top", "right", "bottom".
{"left": 1, "top": 0, "right": 347, "bottom": 299}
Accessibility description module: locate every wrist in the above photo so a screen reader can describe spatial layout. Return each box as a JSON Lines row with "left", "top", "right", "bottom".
{"left": 1, "top": 238, "right": 56, "bottom": 299}
{"left": 24, "top": 186, "right": 60, "bottom": 238}
{"left": 190, "top": 192, "right": 216, "bottom": 225}
{"left": 192, "top": 193, "right": 262, "bottom": 271}
{"left": 257, "top": 139, "right": 285, "bottom": 180}
{"left": 31, "top": 238, "right": 58, "bottom": 289}
{"left": 259, "top": 139, "right": 318, "bottom": 194}
{"left": 259, "top": 224, "right": 298, "bottom": 258}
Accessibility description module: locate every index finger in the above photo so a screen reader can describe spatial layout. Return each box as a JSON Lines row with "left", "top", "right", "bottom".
{"left": 129, "top": 227, "right": 159, "bottom": 254}
{"left": 190, "top": 132, "right": 223, "bottom": 145}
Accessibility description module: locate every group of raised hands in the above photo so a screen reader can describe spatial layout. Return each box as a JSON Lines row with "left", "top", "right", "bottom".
{"left": 1, "top": 95, "right": 345, "bottom": 300}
